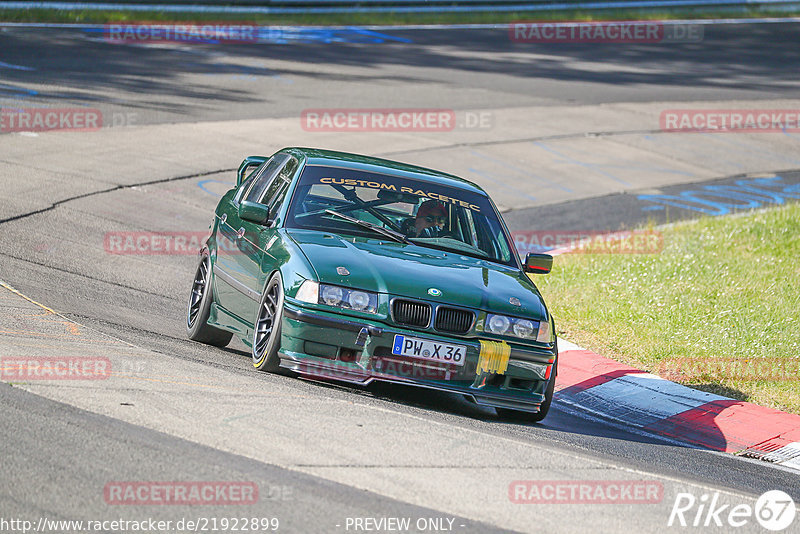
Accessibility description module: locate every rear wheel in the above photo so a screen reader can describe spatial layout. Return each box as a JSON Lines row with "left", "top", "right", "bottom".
{"left": 252, "top": 272, "right": 284, "bottom": 372}
{"left": 186, "top": 253, "right": 233, "bottom": 347}
{"left": 496, "top": 352, "right": 558, "bottom": 423}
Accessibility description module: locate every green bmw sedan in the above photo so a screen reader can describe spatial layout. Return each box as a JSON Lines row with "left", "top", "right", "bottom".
{"left": 187, "top": 147, "right": 557, "bottom": 421}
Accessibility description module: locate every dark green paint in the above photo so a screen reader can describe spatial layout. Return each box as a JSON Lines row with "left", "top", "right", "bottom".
{"left": 201, "top": 147, "right": 557, "bottom": 413}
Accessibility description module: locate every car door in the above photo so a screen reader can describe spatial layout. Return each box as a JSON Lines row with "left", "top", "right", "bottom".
{"left": 215, "top": 154, "right": 290, "bottom": 323}
{"left": 252, "top": 155, "right": 299, "bottom": 292}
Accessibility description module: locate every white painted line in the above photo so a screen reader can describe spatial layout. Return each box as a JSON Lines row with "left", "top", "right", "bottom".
{"left": 762, "top": 441, "right": 800, "bottom": 467}
{"left": 780, "top": 456, "right": 800, "bottom": 470}
{"left": 557, "top": 338, "right": 584, "bottom": 352}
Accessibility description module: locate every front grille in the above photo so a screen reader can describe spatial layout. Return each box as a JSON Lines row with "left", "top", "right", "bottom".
{"left": 434, "top": 306, "right": 473, "bottom": 334}
{"left": 392, "top": 299, "right": 431, "bottom": 327}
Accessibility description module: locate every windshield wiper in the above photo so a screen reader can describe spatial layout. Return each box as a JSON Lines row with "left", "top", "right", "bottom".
{"left": 324, "top": 209, "right": 408, "bottom": 244}
{"left": 408, "top": 237, "right": 489, "bottom": 259}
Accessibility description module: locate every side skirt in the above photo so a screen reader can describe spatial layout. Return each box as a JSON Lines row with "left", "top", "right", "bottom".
{"left": 209, "top": 302, "right": 254, "bottom": 337}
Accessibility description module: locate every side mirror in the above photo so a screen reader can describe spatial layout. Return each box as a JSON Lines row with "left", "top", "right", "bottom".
{"left": 523, "top": 253, "right": 553, "bottom": 274}
{"left": 239, "top": 201, "right": 271, "bottom": 225}
{"left": 237, "top": 156, "right": 267, "bottom": 186}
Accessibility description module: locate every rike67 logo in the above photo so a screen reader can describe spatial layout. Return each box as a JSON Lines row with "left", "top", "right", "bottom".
{"left": 668, "top": 490, "right": 796, "bottom": 531}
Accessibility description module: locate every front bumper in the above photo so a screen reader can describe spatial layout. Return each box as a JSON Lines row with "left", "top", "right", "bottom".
{"left": 280, "top": 302, "right": 556, "bottom": 413}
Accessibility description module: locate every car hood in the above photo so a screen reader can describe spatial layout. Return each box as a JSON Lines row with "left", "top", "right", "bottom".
{"left": 286, "top": 229, "right": 548, "bottom": 319}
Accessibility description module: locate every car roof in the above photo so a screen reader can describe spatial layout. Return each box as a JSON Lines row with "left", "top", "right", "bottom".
{"left": 280, "top": 147, "right": 486, "bottom": 195}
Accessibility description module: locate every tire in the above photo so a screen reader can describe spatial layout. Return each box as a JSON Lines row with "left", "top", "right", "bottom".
{"left": 497, "top": 351, "right": 558, "bottom": 423}
{"left": 252, "top": 271, "right": 284, "bottom": 372}
{"left": 186, "top": 253, "right": 233, "bottom": 347}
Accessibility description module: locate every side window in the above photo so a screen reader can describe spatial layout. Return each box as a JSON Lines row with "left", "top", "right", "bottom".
{"left": 235, "top": 160, "right": 268, "bottom": 203}
{"left": 243, "top": 155, "right": 289, "bottom": 204}
{"left": 462, "top": 209, "right": 479, "bottom": 247}
{"left": 495, "top": 228, "right": 511, "bottom": 262}
{"left": 264, "top": 157, "right": 298, "bottom": 213}
{"left": 473, "top": 214, "right": 498, "bottom": 258}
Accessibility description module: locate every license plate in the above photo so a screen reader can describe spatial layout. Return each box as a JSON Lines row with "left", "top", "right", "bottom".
{"left": 391, "top": 334, "right": 466, "bottom": 366}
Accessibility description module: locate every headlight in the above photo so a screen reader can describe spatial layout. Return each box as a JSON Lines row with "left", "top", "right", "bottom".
{"left": 348, "top": 290, "right": 371, "bottom": 311}
{"left": 321, "top": 285, "right": 344, "bottom": 306}
{"left": 487, "top": 314, "right": 510, "bottom": 334}
{"left": 484, "top": 313, "right": 549, "bottom": 342}
{"left": 295, "top": 280, "right": 378, "bottom": 314}
{"left": 513, "top": 319, "right": 535, "bottom": 339}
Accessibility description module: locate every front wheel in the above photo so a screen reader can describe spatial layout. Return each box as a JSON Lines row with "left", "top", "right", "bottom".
{"left": 186, "top": 253, "right": 233, "bottom": 347}
{"left": 496, "top": 353, "right": 557, "bottom": 423}
{"left": 252, "top": 272, "right": 284, "bottom": 372}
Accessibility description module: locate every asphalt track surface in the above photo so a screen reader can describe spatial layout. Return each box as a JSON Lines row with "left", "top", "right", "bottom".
{"left": 1, "top": 21, "right": 800, "bottom": 534}
{"left": 2, "top": 22, "right": 800, "bottom": 124}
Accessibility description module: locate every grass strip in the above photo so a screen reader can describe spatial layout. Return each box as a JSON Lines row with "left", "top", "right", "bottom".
{"left": 534, "top": 202, "right": 800, "bottom": 414}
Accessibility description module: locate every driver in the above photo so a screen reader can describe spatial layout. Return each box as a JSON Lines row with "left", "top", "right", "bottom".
{"left": 413, "top": 200, "right": 448, "bottom": 238}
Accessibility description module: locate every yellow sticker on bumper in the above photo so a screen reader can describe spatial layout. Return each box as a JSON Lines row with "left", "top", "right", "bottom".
{"left": 477, "top": 340, "right": 511, "bottom": 375}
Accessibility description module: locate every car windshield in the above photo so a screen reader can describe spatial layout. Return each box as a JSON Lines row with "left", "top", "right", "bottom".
{"left": 285, "top": 164, "right": 517, "bottom": 267}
